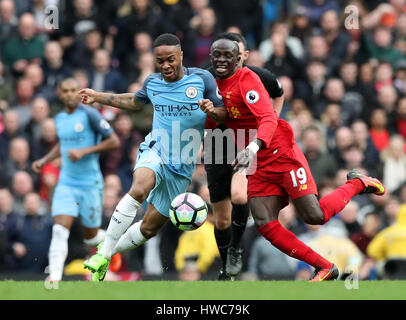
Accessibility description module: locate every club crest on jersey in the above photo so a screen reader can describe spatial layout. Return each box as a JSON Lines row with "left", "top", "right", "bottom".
{"left": 246, "top": 90, "right": 259, "bottom": 104}
{"left": 74, "top": 122, "right": 84, "bottom": 132}
{"left": 185, "top": 86, "right": 198, "bottom": 98}
{"left": 99, "top": 119, "right": 111, "bottom": 130}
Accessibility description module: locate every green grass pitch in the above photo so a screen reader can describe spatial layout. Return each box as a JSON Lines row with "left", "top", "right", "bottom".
{"left": 0, "top": 280, "right": 405, "bottom": 300}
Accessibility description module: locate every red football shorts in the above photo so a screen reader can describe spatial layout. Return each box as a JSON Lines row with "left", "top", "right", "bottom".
{"left": 247, "top": 143, "right": 318, "bottom": 207}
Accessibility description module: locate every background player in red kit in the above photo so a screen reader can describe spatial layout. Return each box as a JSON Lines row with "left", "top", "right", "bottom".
{"left": 199, "top": 38, "right": 386, "bottom": 281}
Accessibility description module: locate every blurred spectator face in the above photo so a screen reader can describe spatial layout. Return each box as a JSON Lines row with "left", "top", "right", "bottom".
{"left": 18, "top": 13, "right": 36, "bottom": 40}
{"left": 271, "top": 33, "right": 286, "bottom": 57}
{"left": 179, "top": 262, "right": 200, "bottom": 281}
{"left": 339, "top": 201, "right": 359, "bottom": 224}
{"left": 374, "top": 27, "right": 392, "bottom": 47}
{"left": 134, "top": 32, "right": 152, "bottom": 53}
{"left": 198, "top": 7, "right": 216, "bottom": 35}
{"left": 0, "top": 0, "right": 15, "bottom": 22}
{"left": 397, "top": 97, "right": 406, "bottom": 119}
{"left": 85, "top": 30, "right": 102, "bottom": 51}
{"left": 359, "top": 63, "right": 374, "bottom": 84}
{"left": 132, "top": 0, "right": 149, "bottom": 12}
{"left": 24, "top": 64, "right": 44, "bottom": 89}
{"left": 23, "top": 192, "right": 40, "bottom": 215}
{"left": 137, "top": 52, "right": 155, "bottom": 72}
{"left": 278, "top": 76, "right": 293, "bottom": 101}
{"left": 375, "top": 63, "right": 393, "bottom": 83}
{"left": 396, "top": 13, "right": 406, "bottom": 38}
{"left": 306, "top": 61, "right": 326, "bottom": 82}
{"left": 324, "top": 79, "right": 344, "bottom": 102}
{"left": 45, "top": 41, "right": 63, "bottom": 67}
{"left": 93, "top": 49, "right": 111, "bottom": 73}
{"left": 104, "top": 174, "right": 122, "bottom": 195}
{"left": 335, "top": 127, "right": 355, "bottom": 151}
{"left": 340, "top": 62, "right": 358, "bottom": 86}
{"left": 309, "top": 36, "right": 328, "bottom": 59}
{"left": 297, "top": 109, "right": 313, "bottom": 130}
{"left": 352, "top": 120, "right": 368, "bottom": 145}
{"left": 335, "top": 169, "right": 348, "bottom": 187}
{"left": 189, "top": 0, "right": 208, "bottom": 12}
{"left": 114, "top": 114, "right": 132, "bottom": 137}
{"left": 323, "top": 103, "right": 341, "bottom": 128}
{"left": 32, "top": 97, "right": 50, "bottom": 123}
{"left": 74, "top": 0, "right": 93, "bottom": 15}
{"left": 271, "top": 22, "right": 289, "bottom": 39}
{"left": 384, "top": 197, "right": 400, "bottom": 224}
{"left": 290, "top": 99, "right": 307, "bottom": 116}
{"left": 10, "top": 137, "right": 30, "bottom": 164}
{"left": 103, "top": 188, "right": 119, "bottom": 213}
{"left": 388, "top": 135, "right": 405, "bottom": 159}
{"left": 40, "top": 118, "right": 57, "bottom": 143}
{"left": 321, "top": 10, "right": 339, "bottom": 34}
{"left": 128, "top": 82, "right": 142, "bottom": 93}
{"left": 16, "top": 78, "right": 35, "bottom": 102}
{"left": 73, "top": 69, "right": 89, "bottom": 89}
{"left": 343, "top": 145, "right": 364, "bottom": 168}
{"left": 303, "top": 128, "right": 321, "bottom": 153}
{"left": 3, "top": 110, "right": 20, "bottom": 135}
{"left": 245, "top": 50, "right": 264, "bottom": 68}
{"left": 362, "top": 213, "right": 381, "bottom": 237}
{"left": 377, "top": 85, "right": 398, "bottom": 112}
{"left": 0, "top": 188, "right": 13, "bottom": 214}
{"left": 12, "top": 171, "right": 33, "bottom": 196}
{"left": 370, "top": 108, "right": 387, "bottom": 129}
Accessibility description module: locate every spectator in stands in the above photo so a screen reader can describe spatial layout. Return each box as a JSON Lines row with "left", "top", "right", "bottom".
{"left": 351, "top": 211, "right": 382, "bottom": 256}
{"left": 8, "top": 192, "right": 52, "bottom": 273}
{"left": 301, "top": 0, "right": 341, "bottom": 27}
{"left": 25, "top": 97, "right": 51, "bottom": 153}
{"left": 1, "top": 12, "right": 45, "bottom": 76}
{"left": 0, "top": 0, "right": 18, "bottom": 50}
{"left": 369, "top": 108, "right": 390, "bottom": 152}
{"left": 382, "top": 134, "right": 406, "bottom": 193}
{"left": 30, "top": 118, "right": 58, "bottom": 161}
{"left": 10, "top": 77, "right": 35, "bottom": 128}
{"left": 0, "top": 187, "right": 18, "bottom": 271}
{"left": 394, "top": 58, "right": 406, "bottom": 95}
{"left": 0, "top": 60, "right": 14, "bottom": 114}
{"left": 88, "top": 48, "right": 127, "bottom": 93}
{"left": 395, "top": 97, "right": 406, "bottom": 139}
{"left": 23, "top": 63, "right": 55, "bottom": 102}
{"left": 0, "top": 110, "right": 26, "bottom": 165}
{"left": 10, "top": 171, "right": 34, "bottom": 215}
{"left": 367, "top": 204, "right": 406, "bottom": 279}
{"left": 321, "top": 103, "right": 342, "bottom": 151}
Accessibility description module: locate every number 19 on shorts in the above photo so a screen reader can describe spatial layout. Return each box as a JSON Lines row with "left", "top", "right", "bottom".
{"left": 289, "top": 168, "right": 307, "bottom": 187}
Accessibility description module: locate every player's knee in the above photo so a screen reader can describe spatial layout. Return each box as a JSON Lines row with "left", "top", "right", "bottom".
{"left": 230, "top": 190, "right": 247, "bottom": 205}
{"left": 215, "top": 215, "right": 231, "bottom": 229}
{"left": 128, "top": 184, "right": 149, "bottom": 203}
{"left": 139, "top": 224, "right": 158, "bottom": 239}
{"left": 301, "top": 208, "right": 324, "bottom": 225}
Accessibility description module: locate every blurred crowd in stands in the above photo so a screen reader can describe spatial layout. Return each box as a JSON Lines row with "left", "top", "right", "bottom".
{"left": 1, "top": 0, "right": 406, "bottom": 281}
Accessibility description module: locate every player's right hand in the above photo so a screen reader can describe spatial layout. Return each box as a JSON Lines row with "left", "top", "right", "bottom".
{"left": 79, "top": 88, "right": 97, "bottom": 105}
{"left": 32, "top": 158, "right": 46, "bottom": 173}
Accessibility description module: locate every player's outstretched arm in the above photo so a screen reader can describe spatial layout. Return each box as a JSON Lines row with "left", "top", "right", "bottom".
{"left": 32, "top": 142, "right": 61, "bottom": 173}
{"left": 79, "top": 89, "right": 143, "bottom": 111}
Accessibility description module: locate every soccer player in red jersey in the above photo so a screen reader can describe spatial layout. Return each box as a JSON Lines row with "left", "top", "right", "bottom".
{"left": 199, "top": 38, "right": 386, "bottom": 281}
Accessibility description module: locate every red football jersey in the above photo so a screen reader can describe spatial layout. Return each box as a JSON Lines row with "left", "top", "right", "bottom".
{"left": 216, "top": 67, "right": 295, "bottom": 167}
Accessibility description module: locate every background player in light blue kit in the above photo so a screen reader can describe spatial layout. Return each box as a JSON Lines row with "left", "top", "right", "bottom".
{"left": 32, "top": 78, "right": 120, "bottom": 281}
{"left": 80, "top": 33, "right": 225, "bottom": 281}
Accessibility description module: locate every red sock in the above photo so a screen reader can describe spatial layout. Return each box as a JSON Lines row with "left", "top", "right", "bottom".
{"left": 319, "top": 179, "right": 364, "bottom": 224}
{"left": 258, "top": 221, "right": 333, "bottom": 269}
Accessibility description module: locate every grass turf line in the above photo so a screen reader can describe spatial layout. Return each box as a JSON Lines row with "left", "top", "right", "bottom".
{"left": 0, "top": 280, "right": 406, "bottom": 300}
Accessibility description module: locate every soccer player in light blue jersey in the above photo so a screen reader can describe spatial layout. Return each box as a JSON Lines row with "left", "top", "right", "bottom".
{"left": 80, "top": 33, "right": 226, "bottom": 281}
{"left": 32, "top": 78, "right": 120, "bottom": 281}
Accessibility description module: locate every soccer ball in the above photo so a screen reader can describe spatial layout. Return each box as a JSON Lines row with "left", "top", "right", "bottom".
{"left": 169, "top": 192, "right": 208, "bottom": 231}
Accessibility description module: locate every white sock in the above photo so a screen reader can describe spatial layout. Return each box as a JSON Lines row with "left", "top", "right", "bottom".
{"left": 83, "top": 229, "right": 106, "bottom": 247}
{"left": 99, "top": 194, "right": 141, "bottom": 259}
{"left": 113, "top": 221, "right": 147, "bottom": 254}
{"left": 48, "top": 224, "right": 70, "bottom": 281}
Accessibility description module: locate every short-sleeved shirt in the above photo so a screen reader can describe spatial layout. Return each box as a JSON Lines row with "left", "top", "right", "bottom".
{"left": 55, "top": 105, "right": 113, "bottom": 188}
{"left": 134, "top": 67, "right": 223, "bottom": 179}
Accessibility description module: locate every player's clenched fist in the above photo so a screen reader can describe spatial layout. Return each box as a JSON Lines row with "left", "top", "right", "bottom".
{"left": 79, "top": 88, "right": 97, "bottom": 105}
{"left": 198, "top": 99, "right": 215, "bottom": 115}
{"left": 32, "top": 158, "right": 46, "bottom": 173}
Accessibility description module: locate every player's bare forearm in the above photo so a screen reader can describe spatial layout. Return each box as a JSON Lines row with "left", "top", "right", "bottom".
{"left": 272, "top": 95, "right": 284, "bottom": 117}
{"left": 209, "top": 106, "right": 228, "bottom": 123}
{"left": 42, "top": 142, "right": 61, "bottom": 163}
{"left": 96, "top": 92, "right": 140, "bottom": 111}
{"left": 80, "top": 132, "right": 120, "bottom": 156}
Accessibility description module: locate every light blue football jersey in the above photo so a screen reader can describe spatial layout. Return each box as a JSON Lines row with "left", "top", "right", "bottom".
{"left": 54, "top": 105, "right": 113, "bottom": 188}
{"left": 134, "top": 67, "right": 223, "bottom": 179}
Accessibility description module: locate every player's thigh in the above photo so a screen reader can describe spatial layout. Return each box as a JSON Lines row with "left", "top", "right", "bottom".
{"left": 292, "top": 194, "right": 324, "bottom": 225}
{"left": 211, "top": 199, "right": 232, "bottom": 229}
{"left": 248, "top": 196, "right": 285, "bottom": 228}
{"left": 205, "top": 163, "right": 232, "bottom": 203}
{"left": 129, "top": 167, "right": 157, "bottom": 201}
{"left": 140, "top": 203, "right": 169, "bottom": 239}
{"left": 230, "top": 171, "right": 248, "bottom": 205}
{"left": 51, "top": 184, "right": 80, "bottom": 224}
{"left": 78, "top": 187, "right": 103, "bottom": 229}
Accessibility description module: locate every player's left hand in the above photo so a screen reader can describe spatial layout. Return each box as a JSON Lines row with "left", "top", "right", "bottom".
{"left": 68, "top": 149, "right": 87, "bottom": 162}
{"left": 232, "top": 147, "right": 256, "bottom": 173}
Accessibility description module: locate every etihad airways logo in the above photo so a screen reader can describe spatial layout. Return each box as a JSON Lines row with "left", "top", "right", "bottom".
{"left": 154, "top": 103, "right": 200, "bottom": 116}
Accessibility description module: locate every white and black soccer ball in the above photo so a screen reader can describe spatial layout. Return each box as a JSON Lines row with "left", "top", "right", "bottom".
{"left": 169, "top": 192, "right": 208, "bottom": 231}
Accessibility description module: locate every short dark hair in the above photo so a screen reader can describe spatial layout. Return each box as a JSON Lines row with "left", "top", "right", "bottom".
{"left": 215, "top": 32, "right": 247, "bottom": 51}
{"left": 153, "top": 33, "right": 181, "bottom": 48}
